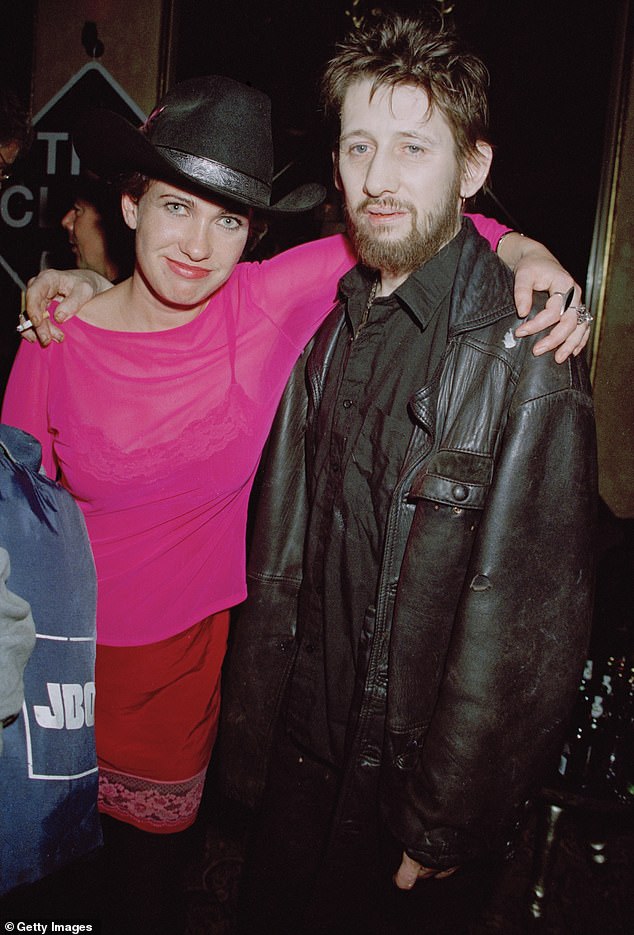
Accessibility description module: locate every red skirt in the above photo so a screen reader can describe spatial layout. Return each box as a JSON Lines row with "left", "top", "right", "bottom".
{"left": 94, "top": 610, "right": 230, "bottom": 833}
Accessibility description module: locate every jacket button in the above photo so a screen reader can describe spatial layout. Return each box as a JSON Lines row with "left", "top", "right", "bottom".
{"left": 452, "top": 484, "right": 469, "bottom": 501}
{"left": 342, "top": 399, "right": 353, "bottom": 409}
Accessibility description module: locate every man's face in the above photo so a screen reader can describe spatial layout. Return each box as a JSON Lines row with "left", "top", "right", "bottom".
{"left": 336, "top": 80, "right": 467, "bottom": 290}
{"left": 61, "top": 199, "right": 112, "bottom": 278}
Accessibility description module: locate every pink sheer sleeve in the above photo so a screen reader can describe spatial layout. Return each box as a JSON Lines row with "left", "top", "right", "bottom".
{"left": 466, "top": 213, "right": 512, "bottom": 250}
{"left": 243, "top": 234, "right": 357, "bottom": 347}
{"left": 1, "top": 342, "right": 57, "bottom": 479}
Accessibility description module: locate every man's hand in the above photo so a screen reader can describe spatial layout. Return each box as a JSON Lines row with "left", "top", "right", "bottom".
{"left": 21, "top": 268, "right": 113, "bottom": 346}
{"left": 393, "top": 851, "right": 459, "bottom": 890}
{"left": 497, "top": 233, "right": 591, "bottom": 363}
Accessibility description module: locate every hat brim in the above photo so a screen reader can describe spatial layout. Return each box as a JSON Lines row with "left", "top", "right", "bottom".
{"left": 72, "top": 108, "right": 325, "bottom": 215}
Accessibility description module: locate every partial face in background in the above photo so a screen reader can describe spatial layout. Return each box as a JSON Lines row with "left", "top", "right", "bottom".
{"left": 61, "top": 199, "right": 113, "bottom": 278}
{"left": 121, "top": 180, "right": 250, "bottom": 313}
{"left": 336, "top": 79, "right": 491, "bottom": 285}
{"left": 0, "top": 139, "right": 21, "bottom": 187}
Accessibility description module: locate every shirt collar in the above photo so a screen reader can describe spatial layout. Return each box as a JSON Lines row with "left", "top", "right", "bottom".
{"left": 339, "top": 225, "right": 466, "bottom": 332}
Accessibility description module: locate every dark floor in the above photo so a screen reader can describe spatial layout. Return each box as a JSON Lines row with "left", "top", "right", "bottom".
{"left": 185, "top": 796, "right": 634, "bottom": 935}
{"left": 181, "top": 796, "right": 634, "bottom": 935}
{"left": 2, "top": 784, "right": 632, "bottom": 935}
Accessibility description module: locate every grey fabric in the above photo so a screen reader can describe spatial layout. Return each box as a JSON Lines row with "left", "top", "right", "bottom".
{"left": 0, "top": 546, "right": 35, "bottom": 753}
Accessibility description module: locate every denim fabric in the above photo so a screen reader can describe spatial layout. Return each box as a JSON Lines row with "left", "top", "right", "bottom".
{"left": 0, "top": 424, "right": 101, "bottom": 896}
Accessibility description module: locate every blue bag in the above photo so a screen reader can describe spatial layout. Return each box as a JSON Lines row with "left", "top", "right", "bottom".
{"left": 0, "top": 424, "right": 102, "bottom": 895}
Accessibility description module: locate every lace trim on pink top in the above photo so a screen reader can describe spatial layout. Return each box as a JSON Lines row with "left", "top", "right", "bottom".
{"left": 98, "top": 766, "right": 207, "bottom": 832}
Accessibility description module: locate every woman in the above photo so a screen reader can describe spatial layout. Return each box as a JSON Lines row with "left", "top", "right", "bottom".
{"left": 2, "top": 75, "right": 582, "bottom": 931}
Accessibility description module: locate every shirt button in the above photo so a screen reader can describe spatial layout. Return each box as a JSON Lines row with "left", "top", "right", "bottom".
{"left": 342, "top": 399, "right": 353, "bottom": 409}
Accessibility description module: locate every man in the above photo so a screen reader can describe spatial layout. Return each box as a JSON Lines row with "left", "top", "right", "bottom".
{"left": 60, "top": 174, "right": 134, "bottom": 283}
{"left": 220, "top": 15, "right": 597, "bottom": 935}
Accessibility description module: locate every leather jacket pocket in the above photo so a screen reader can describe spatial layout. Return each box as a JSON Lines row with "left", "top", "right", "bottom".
{"left": 410, "top": 449, "right": 493, "bottom": 510}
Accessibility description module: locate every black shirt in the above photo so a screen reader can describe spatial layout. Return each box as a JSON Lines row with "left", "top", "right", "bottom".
{"left": 285, "top": 229, "right": 466, "bottom": 768}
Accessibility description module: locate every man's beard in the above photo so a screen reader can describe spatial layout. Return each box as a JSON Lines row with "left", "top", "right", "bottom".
{"left": 345, "top": 176, "right": 462, "bottom": 278}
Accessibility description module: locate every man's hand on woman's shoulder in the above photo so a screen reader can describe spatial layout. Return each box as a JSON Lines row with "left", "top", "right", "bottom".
{"left": 21, "top": 268, "right": 113, "bottom": 346}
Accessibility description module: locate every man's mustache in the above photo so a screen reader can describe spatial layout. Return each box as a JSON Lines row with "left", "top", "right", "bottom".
{"left": 354, "top": 198, "right": 416, "bottom": 215}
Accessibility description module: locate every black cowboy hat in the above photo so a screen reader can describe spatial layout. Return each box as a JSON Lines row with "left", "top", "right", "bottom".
{"left": 71, "top": 75, "right": 325, "bottom": 215}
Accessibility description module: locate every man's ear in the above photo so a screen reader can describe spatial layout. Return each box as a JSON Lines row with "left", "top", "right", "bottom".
{"left": 332, "top": 149, "right": 342, "bottom": 192}
{"left": 460, "top": 142, "right": 493, "bottom": 200}
{"left": 121, "top": 193, "right": 139, "bottom": 231}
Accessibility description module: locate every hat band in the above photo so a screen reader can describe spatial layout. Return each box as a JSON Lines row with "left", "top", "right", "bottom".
{"left": 156, "top": 147, "right": 270, "bottom": 206}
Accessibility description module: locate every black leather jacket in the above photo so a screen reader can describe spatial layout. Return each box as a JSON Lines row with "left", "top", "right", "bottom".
{"left": 221, "top": 223, "right": 597, "bottom": 869}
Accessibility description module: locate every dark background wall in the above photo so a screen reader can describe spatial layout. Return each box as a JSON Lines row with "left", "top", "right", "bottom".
{"left": 0, "top": 2, "right": 35, "bottom": 100}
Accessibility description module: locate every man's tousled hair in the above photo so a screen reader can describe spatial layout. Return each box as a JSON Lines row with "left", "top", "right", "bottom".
{"left": 321, "top": 14, "right": 491, "bottom": 171}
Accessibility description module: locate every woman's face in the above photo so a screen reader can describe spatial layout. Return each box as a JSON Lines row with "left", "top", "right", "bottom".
{"left": 122, "top": 180, "right": 250, "bottom": 314}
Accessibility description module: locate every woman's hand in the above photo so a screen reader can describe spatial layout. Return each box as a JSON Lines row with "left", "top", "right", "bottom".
{"left": 497, "top": 233, "right": 591, "bottom": 363}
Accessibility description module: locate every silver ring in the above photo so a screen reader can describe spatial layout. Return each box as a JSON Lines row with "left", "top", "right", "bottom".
{"left": 570, "top": 304, "right": 594, "bottom": 326}
{"left": 16, "top": 312, "right": 34, "bottom": 333}
{"left": 556, "top": 286, "right": 575, "bottom": 317}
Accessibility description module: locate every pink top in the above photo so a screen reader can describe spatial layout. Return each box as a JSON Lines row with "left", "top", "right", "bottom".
{"left": 2, "top": 218, "right": 508, "bottom": 647}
